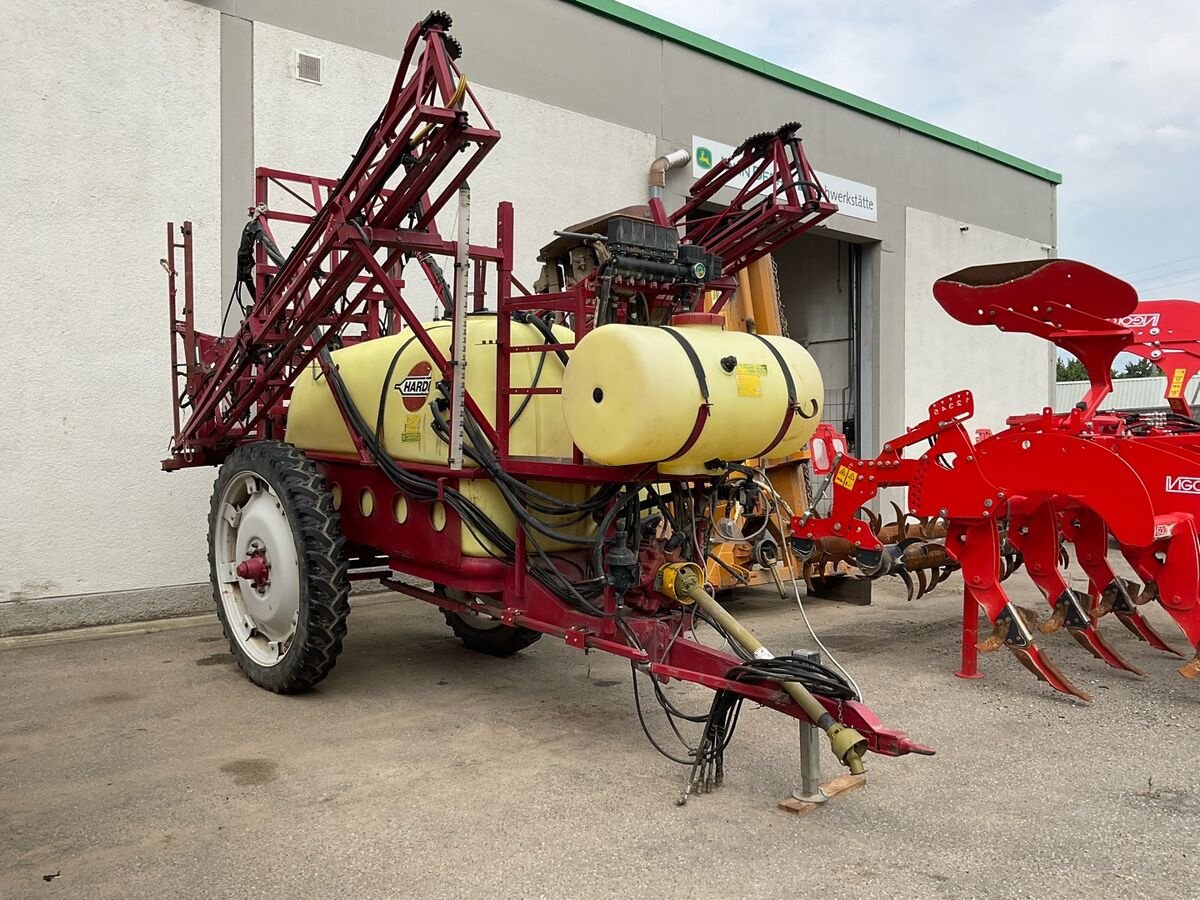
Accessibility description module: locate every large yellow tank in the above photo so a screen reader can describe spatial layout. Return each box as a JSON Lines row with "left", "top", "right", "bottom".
{"left": 561, "top": 317, "right": 823, "bottom": 475}
{"left": 287, "top": 315, "right": 592, "bottom": 556}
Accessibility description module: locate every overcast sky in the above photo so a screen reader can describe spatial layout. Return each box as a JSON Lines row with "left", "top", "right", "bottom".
{"left": 625, "top": 0, "right": 1200, "bottom": 300}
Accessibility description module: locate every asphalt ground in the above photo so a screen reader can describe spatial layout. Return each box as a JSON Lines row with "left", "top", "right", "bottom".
{"left": 3, "top": 573, "right": 1198, "bottom": 898}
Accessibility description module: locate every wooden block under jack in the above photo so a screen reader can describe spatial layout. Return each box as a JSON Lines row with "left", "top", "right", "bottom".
{"left": 777, "top": 774, "right": 866, "bottom": 815}
{"left": 806, "top": 573, "right": 872, "bottom": 606}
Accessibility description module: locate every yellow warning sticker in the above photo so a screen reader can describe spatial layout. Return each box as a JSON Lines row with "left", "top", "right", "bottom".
{"left": 735, "top": 362, "right": 768, "bottom": 398}
{"left": 1168, "top": 368, "right": 1187, "bottom": 399}
{"left": 833, "top": 465, "right": 858, "bottom": 490}
{"left": 401, "top": 413, "right": 422, "bottom": 443}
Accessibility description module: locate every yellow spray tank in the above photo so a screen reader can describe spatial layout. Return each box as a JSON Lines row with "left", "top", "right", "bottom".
{"left": 561, "top": 313, "right": 823, "bottom": 475}
{"left": 286, "top": 315, "right": 593, "bottom": 556}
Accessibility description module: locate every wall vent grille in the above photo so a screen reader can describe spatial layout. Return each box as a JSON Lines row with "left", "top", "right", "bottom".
{"left": 295, "top": 51, "right": 322, "bottom": 84}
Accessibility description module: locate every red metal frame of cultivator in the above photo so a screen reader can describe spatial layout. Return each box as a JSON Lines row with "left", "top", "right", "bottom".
{"left": 1121, "top": 298, "right": 1200, "bottom": 417}
{"left": 163, "top": 12, "right": 932, "bottom": 773}
{"left": 793, "top": 259, "right": 1200, "bottom": 700}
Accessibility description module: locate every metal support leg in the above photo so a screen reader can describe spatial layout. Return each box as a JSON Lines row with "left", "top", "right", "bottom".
{"left": 955, "top": 587, "right": 983, "bottom": 679}
{"left": 791, "top": 648, "right": 828, "bottom": 804}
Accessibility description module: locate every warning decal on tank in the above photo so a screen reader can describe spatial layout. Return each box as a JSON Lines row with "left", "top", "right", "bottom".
{"left": 402, "top": 414, "right": 422, "bottom": 443}
{"left": 833, "top": 465, "right": 858, "bottom": 490}
{"left": 1168, "top": 368, "right": 1187, "bottom": 399}
{"left": 395, "top": 361, "right": 433, "bottom": 412}
{"left": 735, "top": 362, "right": 767, "bottom": 398}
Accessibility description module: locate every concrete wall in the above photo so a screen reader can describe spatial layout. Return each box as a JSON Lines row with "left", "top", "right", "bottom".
{"left": 0, "top": 0, "right": 222, "bottom": 630}
{"left": 903, "top": 208, "right": 1052, "bottom": 435}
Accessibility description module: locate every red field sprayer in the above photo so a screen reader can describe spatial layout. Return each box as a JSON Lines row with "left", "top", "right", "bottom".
{"left": 793, "top": 260, "right": 1200, "bottom": 700}
{"left": 161, "top": 11, "right": 932, "bottom": 798}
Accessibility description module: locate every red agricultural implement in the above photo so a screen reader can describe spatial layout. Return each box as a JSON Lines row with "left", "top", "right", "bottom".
{"left": 793, "top": 260, "right": 1200, "bottom": 699}
{"left": 162, "top": 11, "right": 931, "bottom": 800}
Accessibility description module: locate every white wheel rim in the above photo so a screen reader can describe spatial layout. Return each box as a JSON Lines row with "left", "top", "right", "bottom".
{"left": 214, "top": 471, "right": 301, "bottom": 667}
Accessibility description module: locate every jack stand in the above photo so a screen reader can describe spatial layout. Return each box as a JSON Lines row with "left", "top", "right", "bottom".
{"left": 955, "top": 588, "right": 985, "bottom": 679}
{"left": 778, "top": 649, "right": 866, "bottom": 815}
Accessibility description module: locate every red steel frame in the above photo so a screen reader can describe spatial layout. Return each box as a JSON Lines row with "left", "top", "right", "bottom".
{"left": 162, "top": 15, "right": 930, "bottom": 763}
{"left": 793, "top": 259, "right": 1200, "bottom": 697}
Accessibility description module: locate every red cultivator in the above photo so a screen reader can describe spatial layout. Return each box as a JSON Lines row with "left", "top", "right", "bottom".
{"left": 793, "top": 259, "right": 1200, "bottom": 699}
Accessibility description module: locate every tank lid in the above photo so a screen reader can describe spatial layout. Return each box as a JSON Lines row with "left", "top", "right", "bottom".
{"left": 669, "top": 312, "right": 725, "bottom": 328}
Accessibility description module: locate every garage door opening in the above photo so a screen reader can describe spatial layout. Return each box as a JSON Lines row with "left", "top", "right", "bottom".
{"left": 774, "top": 233, "right": 863, "bottom": 452}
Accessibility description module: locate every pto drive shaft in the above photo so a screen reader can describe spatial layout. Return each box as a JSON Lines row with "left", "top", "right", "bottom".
{"left": 661, "top": 564, "right": 868, "bottom": 775}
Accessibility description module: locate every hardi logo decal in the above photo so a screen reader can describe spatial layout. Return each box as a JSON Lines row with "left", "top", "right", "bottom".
{"left": 1165, "top": 475, "right": 1200, "bottom": 494}
{"left": 1117, "top": 313, "right": 1160, "bottom": 329}
{"left": 395, "top": 361, "right": 433, "bottom": 412}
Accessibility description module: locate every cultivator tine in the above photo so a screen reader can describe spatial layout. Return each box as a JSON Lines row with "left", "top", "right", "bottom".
{"left": 978, "top": 605, "right": 1037, "bottom": 653}
{"left": 1116, "top": 611, "right": 1184, "bottom": 656}
{"left": 983, "top": 602, "right": 1092, "bottom": 700}
{"left": 1097, "top": 578, "right": 1184, "bottom": 657}
{"left": 1068, "top": 626, "right": 1146, "bottom": 676}
{"left": 1038, "top": 589, "right": 1144, "bottom": 675}
{"left": 890, "top": 501, "right": 907, "bottom": 538}
{"left": 897, "top": 567, "right": 915, "bottom": 602}
{"left": 1009, "top": 644, "right": 1093, "bottom": 702}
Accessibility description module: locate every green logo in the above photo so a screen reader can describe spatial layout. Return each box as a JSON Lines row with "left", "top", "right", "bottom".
{"left": 696, "top": 146, "right": 713, "bottom": 169}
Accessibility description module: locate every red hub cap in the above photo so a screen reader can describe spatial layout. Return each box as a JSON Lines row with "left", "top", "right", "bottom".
{"left": 236, "top": 553, "right": 270, "bottom": 590}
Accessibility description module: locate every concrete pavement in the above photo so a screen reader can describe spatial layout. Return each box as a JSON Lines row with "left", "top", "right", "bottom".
{"left": 2, "top": 579, "right": 1198, "bottom": 898}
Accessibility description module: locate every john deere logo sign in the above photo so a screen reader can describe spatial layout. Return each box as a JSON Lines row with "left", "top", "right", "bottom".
{"left": 690, "top": 134, "right": 879, "bottom": 223}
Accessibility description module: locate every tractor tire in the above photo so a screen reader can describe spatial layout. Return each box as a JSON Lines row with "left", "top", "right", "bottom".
{"left": 208, "top": 440, "right": 350, "bottom": 693}
{"left": 439, "top": 588, "right": 541, "bottom": 656}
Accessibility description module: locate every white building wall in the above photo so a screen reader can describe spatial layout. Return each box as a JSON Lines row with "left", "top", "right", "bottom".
{"left": 252, "top": 23, "right": 658, "bottom": 319}
{"left": 0, "top": 0, "right": 221, "bottom": 608}
{"left": 0, "top": 12, "right": 656, "bottom": 622}
{"left": 903, "top": 208, "right": 1052, "bottom": 436}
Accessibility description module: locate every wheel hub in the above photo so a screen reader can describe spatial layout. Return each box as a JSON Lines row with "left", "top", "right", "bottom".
{"left": 236, "top": 552, "right": 270, "bottom": 590}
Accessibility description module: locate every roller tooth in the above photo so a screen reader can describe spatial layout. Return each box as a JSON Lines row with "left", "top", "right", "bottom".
{"left": 865, "top": 508, "right": 881, "bottom": 537}
{"left": 897, "top": 567, "right": 915, "bottom": 602}
{"left": 915, "top": 568, "right": 929, "bottom": 600}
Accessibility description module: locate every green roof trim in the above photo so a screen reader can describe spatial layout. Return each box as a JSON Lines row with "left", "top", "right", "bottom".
{"left": 563, "top": 0, "right": 1063, "bottom": 185}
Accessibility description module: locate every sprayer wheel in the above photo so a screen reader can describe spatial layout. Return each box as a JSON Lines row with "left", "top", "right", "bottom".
{"left": 208, "top": 441, "right": 350, "bottom": 693}
{"left": 438, "top": 587, "right": 541, "bottom": 657}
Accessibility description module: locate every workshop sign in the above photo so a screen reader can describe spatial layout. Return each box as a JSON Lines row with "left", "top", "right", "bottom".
{"left": 691, "top": 134, "right": 878, "bottom": 223}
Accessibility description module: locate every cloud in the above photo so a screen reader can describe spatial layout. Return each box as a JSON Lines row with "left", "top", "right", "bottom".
{"left": 623, "top": 0, "right": 1200, "bottom": 297}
